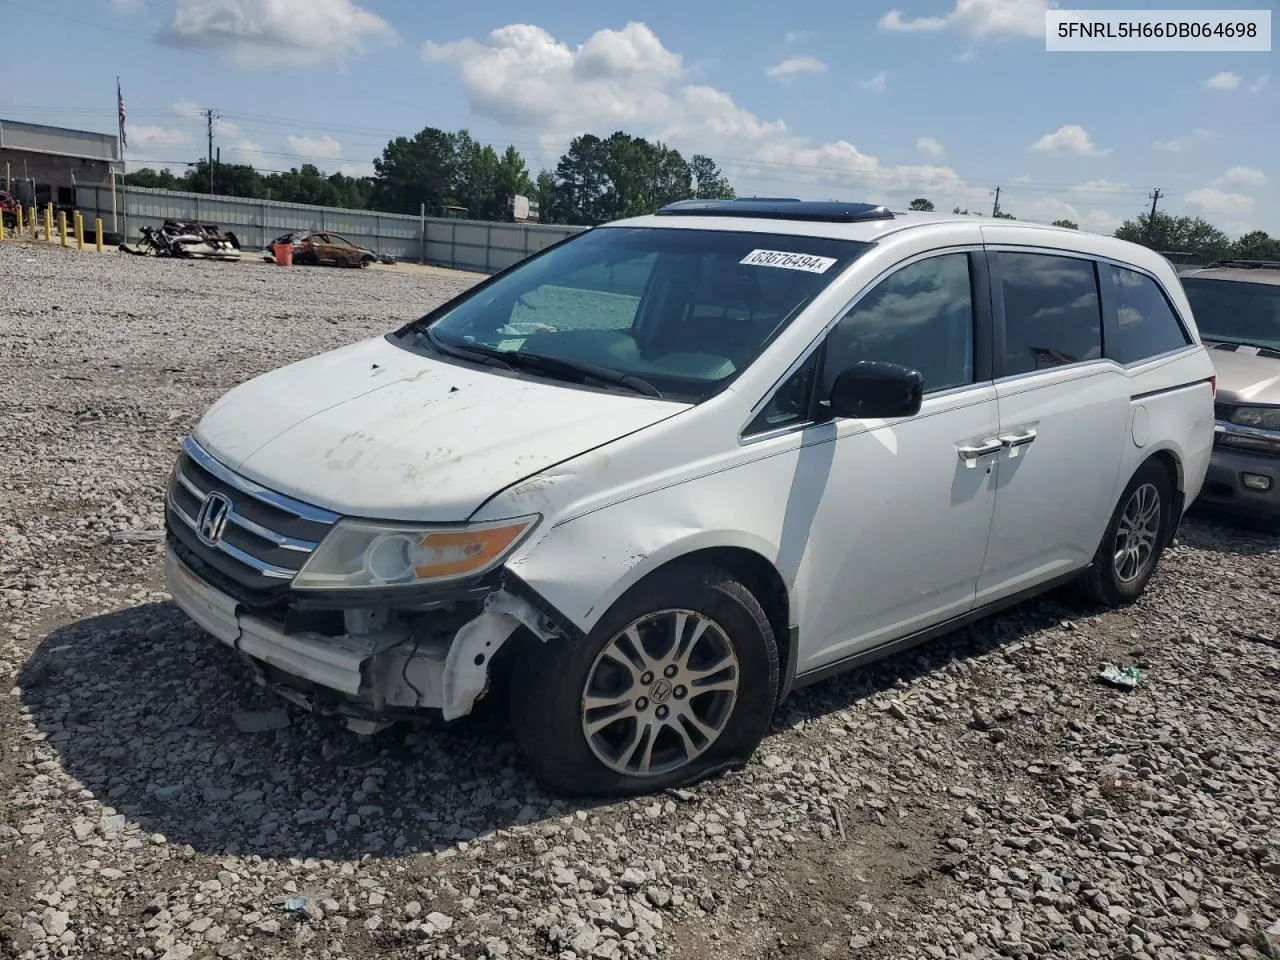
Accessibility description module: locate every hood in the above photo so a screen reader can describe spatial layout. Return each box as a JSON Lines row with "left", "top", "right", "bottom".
{"left": 1207, "top": 346, "right": 1280, "bottom": 405}
{"left": 193, "top": 335, "right": 686, "bottom": 522}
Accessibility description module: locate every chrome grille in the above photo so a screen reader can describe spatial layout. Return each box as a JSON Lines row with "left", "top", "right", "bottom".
{"left": 165, "top": 436, "right": 340, "bottom": 599}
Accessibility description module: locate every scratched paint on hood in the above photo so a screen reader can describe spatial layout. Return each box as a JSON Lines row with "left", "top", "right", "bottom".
{"left": 193, "top": 335, "right": 682, "bottom": 522}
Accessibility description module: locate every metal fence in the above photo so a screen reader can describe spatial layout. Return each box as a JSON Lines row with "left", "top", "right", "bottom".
{"left": 74, "top": 184, "right": 586, "bottom": 273}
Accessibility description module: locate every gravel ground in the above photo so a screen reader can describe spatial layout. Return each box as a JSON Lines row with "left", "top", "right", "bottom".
{"left": 2, "top": 239, "right": 1279, "bottom": 960}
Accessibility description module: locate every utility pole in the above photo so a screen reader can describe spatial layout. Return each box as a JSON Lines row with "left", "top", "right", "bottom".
{"left": 206, "top": 108, "right": 215, "bottom": 195}
{"left": 1146, "top": 187, "right": 1163, "bottom": 243}
{"left": 991, "top": 186, "right": 1001, "bottom": 218}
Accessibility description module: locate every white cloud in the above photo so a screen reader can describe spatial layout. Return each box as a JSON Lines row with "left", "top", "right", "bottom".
{"left": 129, "top": 125, "right": 192, "bottom": 147}
{"left": 1249, "top": 74, "right": 1268, "bottom": 93}
{"left": 169, "top": 101, "right": 239, "bottom": 136}
{"left": 285, "top": 133, "right": 343, "bottom": 159}
{"left": 916, "top": 136, "right": 945, "bottom": 159}
{"left": 423, "top": 21, "right": 985, "bottom": 205}
{"left": 1080, "top": 209, "right": 1122, "bottom": 234}
{"left": 1152, "top": 128, "right": 1218, "bottom": 153}
{"left": 765, "top": 55, "right": 827, "bottom": 79}
{"left": 231, "top": 139, "right": 267, "bottom": 166}
{"left": 1029, "top": 124, "right": 1111, "bottom": 157}
{"left": 160, "top": 0, "right": 396, "bottom": 67}
{"left": 992, "top": 195, "right": 1123, "bottom": 235}
{"left": 1185, "top": 187, "right": 1255, "bottom": 216}
{"left": 1068, "top": 179, "right": 1132, "bottom": 201}
{"left": 339, "top": 161, "right": 376, "bottom": 178}
{"left": 954, "top": 48, "right": 977, "bottom": 62}
{"left": 860, "top": 71, "right": 888, "bottom": 92}
{"left": 879, "top": 0, "right": 1048, "bottom": 38}
{"left": 1213, "top": 166, "right": 1267, "bottom": 189}
{"left": 1204, "top": 71, "right": 1241, "bottom": 90}
{"left": 784, "top": 30, "right": 809, "bottom": 44}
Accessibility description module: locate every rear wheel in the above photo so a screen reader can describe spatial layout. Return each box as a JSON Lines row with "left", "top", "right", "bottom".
{"left": 509, "top": 565, "right": 779, "bottom": 796}
{"left": 1082, "top": 459, "right": 1173, "bottom": 606}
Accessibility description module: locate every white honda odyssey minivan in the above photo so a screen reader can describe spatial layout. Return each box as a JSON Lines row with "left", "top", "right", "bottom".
{"left": 165, "top": 199, "right": 1217, "bottom": 796}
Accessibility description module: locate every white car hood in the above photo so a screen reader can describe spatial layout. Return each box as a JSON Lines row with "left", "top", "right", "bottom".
{"left": 193, "top": 335, "right": 684, "bottom": 522}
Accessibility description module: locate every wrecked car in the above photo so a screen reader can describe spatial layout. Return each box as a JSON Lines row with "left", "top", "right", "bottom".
{"left": 265, "top": 231, "right": 379, "bottom": 267}
{"left": 165, "top": 198, "right": 1215, "bottom": 796}
{"left": 128, "top": 220, "right": 241, "bottom": 260}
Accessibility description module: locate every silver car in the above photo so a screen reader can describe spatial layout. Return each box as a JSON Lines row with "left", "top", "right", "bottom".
{"left": 1181, "top": 260, "right": 1280, "bottom": 520}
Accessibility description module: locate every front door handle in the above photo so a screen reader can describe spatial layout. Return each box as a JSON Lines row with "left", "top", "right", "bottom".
{"left": 957, "top": 439, "right": 1002, "bottom": 467}
{"left": 999, "top": 430, "right": 1037, "bottom": 458}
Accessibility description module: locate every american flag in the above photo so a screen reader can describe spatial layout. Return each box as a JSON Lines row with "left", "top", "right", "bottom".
{"left": 117, "top": 78, "right": 127, "bottom": 149}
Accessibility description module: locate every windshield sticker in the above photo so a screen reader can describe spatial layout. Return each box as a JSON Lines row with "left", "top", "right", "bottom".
{"left": 739, "top": 249, "right": 838, "bottom": 274}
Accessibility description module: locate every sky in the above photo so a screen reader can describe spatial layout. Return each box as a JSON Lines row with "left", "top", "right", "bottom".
{"left": 0, "top": 0, "right": 1275, "bottom": 237}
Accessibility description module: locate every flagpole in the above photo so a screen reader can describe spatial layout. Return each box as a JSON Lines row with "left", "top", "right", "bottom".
{"left": 115, "top": 76, "right": 127, "bottom": 241}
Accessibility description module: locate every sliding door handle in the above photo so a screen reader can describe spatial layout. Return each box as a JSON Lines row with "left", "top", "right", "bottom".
{"left": 957, "top": 439, "right": 1002, "bottom": 465}
{"left": 999, "top": 430, "right": 1037, "bottom": 457}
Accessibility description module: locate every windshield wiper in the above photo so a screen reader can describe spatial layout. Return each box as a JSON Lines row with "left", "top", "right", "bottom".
{"left": 421, "top": 330, "right": 663, "bottom": 398}
{"left": 1204, "top": 336, "right": 1279, "bottom": 352}
{"left": 417, "top": 328, "right": 513, "bottom": 370}
{"left": 501, "top": 351, "right": 663, "bottom": 398}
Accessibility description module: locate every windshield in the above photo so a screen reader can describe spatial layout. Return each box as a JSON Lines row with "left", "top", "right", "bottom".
{"left": 400, "top": 226, "right": 872, "bottom": 401}
{"left": 1183, "top": 276, "right": 1280, "bottom": 352}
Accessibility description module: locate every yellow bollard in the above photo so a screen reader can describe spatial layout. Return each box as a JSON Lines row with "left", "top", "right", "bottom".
{"left": 28, "top": 206, "right": 36, "bottom": 239}
{"left": 0, "top": 218, "right": 5, "bottom": 242}
{"left": 74, "top": 212, "right": 84, "bottom": 250}
{"left": 45, "top": 205, "right": 53, "bottom": 243}
{"left": 58, "top": 210, "right": 68, "bottom": 247}
{"left": 15, "top": 205, "right": 23, "bottom": 235}
{"left": 95, "top": 218, "right": 104, "bottom": 253}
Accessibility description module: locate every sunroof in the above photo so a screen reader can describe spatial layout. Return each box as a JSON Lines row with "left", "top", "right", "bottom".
{"left": 655, "top": 198, "right": 895, "bottom": 224}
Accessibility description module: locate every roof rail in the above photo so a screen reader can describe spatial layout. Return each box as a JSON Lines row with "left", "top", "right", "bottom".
{"left": 655, "top": 198, "right": 895, "bottom": 224}
{"left": 1205, "top": 258, "right": 1280, "bottom": 270}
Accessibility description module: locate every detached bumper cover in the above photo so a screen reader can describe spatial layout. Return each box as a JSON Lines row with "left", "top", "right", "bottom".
{"left": 165, "top": 547, "right": 560, "bottom": 719}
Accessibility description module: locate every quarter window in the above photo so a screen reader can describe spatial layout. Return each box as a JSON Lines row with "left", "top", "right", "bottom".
{"left": 821, "top": 253, "right": 975, "bottom": 396}
{"left": 1104, "top": 264, "right": 1192, "bottom": 364}
{"left": 994, "top": 252, "right": 1102, "bottom": 377}
{"left": 744, "top": 353, "right": 820, "bottom": 436}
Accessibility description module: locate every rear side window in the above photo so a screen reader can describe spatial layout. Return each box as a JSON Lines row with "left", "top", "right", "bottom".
{"left": 1105, "top": 265, "right": 1191, "bottom": 364}
{"left": 994, "top": 252, "right": 1102, "bottom": 377}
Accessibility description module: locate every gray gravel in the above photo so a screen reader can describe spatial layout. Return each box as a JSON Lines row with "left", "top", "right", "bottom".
{"left": 2, "top": 239, "right": 1279, "bottom": 960}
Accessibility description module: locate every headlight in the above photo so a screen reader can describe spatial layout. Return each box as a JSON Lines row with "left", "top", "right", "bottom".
{"left": 292, "top": 515, "right": 539, "bottom": 591}
{"left": 1231, "top": 407, "right": 1280, "bottom": 431}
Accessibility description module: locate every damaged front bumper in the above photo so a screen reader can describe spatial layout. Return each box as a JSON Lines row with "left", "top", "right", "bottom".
{"left": 165, "top": 546, "right": 558, "bottom": 728}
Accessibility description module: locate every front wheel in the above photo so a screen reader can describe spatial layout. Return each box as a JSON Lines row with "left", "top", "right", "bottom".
{"left": 1082, "top": 459, "right": 1174, "bottom": 606}
{"left": 509, "top": 565, "right": 779, "bottom": 796}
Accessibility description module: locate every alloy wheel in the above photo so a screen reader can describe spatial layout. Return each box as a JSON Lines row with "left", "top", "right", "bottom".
{"left": 580, "top": 609, "right": 740, "bottom": 778}
{"left": 1113, "top": 482, "right": 1162, "bottom": 583}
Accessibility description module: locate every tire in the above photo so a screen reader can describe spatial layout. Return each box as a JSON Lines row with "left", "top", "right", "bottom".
{"left": 509, "top": 564, "right": 779, "bottom": 797}
{"left": 1081, "top": 459, "right": 1174, "bottom": 607}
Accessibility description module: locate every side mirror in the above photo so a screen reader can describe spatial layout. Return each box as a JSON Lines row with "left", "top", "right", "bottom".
{"left": 826, "top": 361, "right": 924, "bottom": 420}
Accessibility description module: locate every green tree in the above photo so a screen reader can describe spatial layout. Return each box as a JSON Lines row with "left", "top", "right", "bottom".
{"left": 1114, "top": 211, "right": 1232, "bottom": 262}
{"left": 369, "top": 127, "right": 459, "bottom": 215}
{"left": 123, "top": 167, "right": 185, "bottom": 190}
{"left": 534, "top": 170, "right": 558, "bottom": 224}
{"left": 690, "top": 154, "right": 735, "bottom": 199}
{"left": 908, "top": 198, "right": 934, "bottom": 211}
{"left": 180, "top": 160, "right": 266, "bottom": 198}
{"left": 993, "top": 209, "right": 1016, "bottom": 220}
{"left": 1231, "top": 230, "right": 1280, "bottom": 261}
{"left": 1051, "top": 218, "right": 1079, "bottom": 229}
{"left": 552, "top": 134, "right": 614, "bottom": 225}
{"left": 549, "top": 132, "right": 723, "bottom": 225}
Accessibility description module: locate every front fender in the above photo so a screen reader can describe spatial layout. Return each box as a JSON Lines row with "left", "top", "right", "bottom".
{"left": 505, "top": 505, "right": 796, "bottom": 638}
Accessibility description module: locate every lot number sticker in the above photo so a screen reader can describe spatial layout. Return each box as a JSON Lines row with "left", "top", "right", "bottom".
{"left": 739, "top": 249, "right": 838, "bottom": 273}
